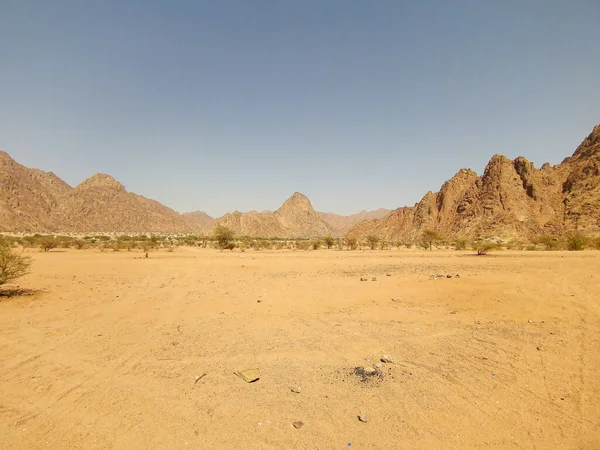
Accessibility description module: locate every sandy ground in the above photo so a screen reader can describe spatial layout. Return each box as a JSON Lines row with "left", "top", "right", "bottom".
{"left": 0, "top": 248, "right": 599, "bottom": 449}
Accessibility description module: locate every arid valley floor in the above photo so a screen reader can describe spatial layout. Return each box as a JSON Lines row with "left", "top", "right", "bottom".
{"left": 1, "top": 248, "right": 599, "bottom": 449}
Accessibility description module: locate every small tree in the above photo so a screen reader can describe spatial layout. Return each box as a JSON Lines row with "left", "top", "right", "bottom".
{"left": 213, "top": 225, "right": 235, "bottom": 250}
{"left": 345, "top": 237, "right": 357, "bottom": 250}
{"left": 323, "top": 236, "right": 335, "bottom": 249}
{"left": 40, "top": 238, "right": 58, "bottom": 252}
{"left": 0, "top": 246, "right": 32, "bottom": 288}
{"left": 567, "top": 234, "right": 588, "bottom": 251}
{"left": 366, "top": 235, "right": 380, "bottom": 250}
{"left": 421, "top": 230, "right": 444, "bottom": 251}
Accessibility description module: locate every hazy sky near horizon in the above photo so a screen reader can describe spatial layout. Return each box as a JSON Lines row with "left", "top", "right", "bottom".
{"left": 1, "top": 1, "right": 599, "bottom": 217}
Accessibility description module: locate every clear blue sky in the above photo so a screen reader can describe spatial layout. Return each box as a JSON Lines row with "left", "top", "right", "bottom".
{"left": 1, "top": 1, "right": 599, "bottom": 217}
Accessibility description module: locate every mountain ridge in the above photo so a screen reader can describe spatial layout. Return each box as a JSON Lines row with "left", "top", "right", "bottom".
{"left": 1, "top": 124, "right": 599, "bottom": 238}
{"left": 347, "top": 125, "right": 600, "bottom": 241}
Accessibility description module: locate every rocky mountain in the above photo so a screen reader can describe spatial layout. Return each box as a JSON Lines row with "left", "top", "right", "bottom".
{"left": 48, "top": 174, "right": 191, "bottom": 233}
{"left": 318, "top": 209, "right": 391, "bottom": 236}
{"left": 181, "top": 211, "right": 215, "bottom": 233}
{"left": 348, "top": 125, "right": 600, "bottom": 241}
{"left": 0, "top": 152, "right": 214, "bottom": 233}
{"left": 0, "top": 151, "right": 71, "bottom": 232}
{"left": 212, "top": 192, "right": 335, "bottom": 238}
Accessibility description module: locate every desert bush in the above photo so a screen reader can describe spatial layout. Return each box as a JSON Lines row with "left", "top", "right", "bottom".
{"left": 421, "top": 230, "right": 444, "bottom": 251}
{"left": 453, "top": 238, "right": 469, "bottom": 250}
{"left": 345, "top": 237, "right": 357, "bottom": 250}
{"left": 567, "top": 234, "right": 588, "bottom": 251}
{"left": 403, "top": 241, "right": 413, "bottom": 249}
{"left": 294, "top": 240, "right": 309, "bottom": 250}
{"left": 323, "top": 236, "right": 335, "bottom": 249}
{"left": 506, "top": 240, "right": 525, "bottom": 250}
{"left": 534, "top": 235, "right": 563, "bottom": 250}
{"left": 213, "top": 225, "right": 235, "bottom": 250}
{"left": 475, "top": 242, "right": 498, "bottom": 256}
{"left": 525, "top": 244, "right": 538, "bottom": 251}
{"left": 366, "top": 235, "right": 380, "bottom": 250}
{"left": 311, "top": 240, "right": 321, "bottom": 250}
{"left": 40, "top": 238, "right": 59, "bottom": 252}
{"left": 593, "top": 237, "right": 600, "bottom": 250}
{"left": 0, "top": 246, "right": 32, "bottom": 288}
{"left": 73, "top": 239, "right": 86, "bottom": 250}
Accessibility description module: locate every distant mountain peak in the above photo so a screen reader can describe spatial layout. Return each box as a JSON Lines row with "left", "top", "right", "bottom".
{"left": 77, "top": 173, "right": 125, "bottom": 191}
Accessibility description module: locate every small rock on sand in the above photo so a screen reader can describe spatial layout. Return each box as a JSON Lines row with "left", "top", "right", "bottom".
{"left": 359, "top": 411, "right": 369, "bottom": 423}
{"left": 372, "top": 277, "right": 377, "bottom": 281}
{"left": 235, "top": 368, "right": 260, "bottom": 383}
{"left": 380, "top": 355, "right": 394, "bottom": 364}
{"left": 293, "top": 421, "right": 304, "bottom": 429}
{"left": 360, "top": 278, "right": 368, "bottom": 282}
{"left": 291, "top": 385, "right": 301, "bottom": 393}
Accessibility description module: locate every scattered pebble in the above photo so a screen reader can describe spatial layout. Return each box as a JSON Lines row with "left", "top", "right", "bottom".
{"left": 391, "top": 297, "right": 402, "bottom": 302}
{"left": 446, "top": 275, "right": 452, "bottom": 278}
{"left": 359, "top": 411, "right": 369, "bottom": 423}
{"left": 291, "top": 385, "right": 301, "bottom": 394}
{"left": 372, "top": 277, "right": 377, "bottom": 281}
{"left": 293, "top": 421, "right": 304, "bottom": 429}
{"left": 257, "top": 299, "right": 262, "bottom": 303}
{"left": 380, "top": 355, "right": 394, "bottom": 364}
{"left": 360, "top": 278, "right": 368, "bottom": 282}
{"left": 450, "top": 310, "right": 457, "bottom": 314}
{"left": 386, "top": 273, "right": 391, "bottom": 277}
{"left": 235, "top": 368, "right": 260, "bottom": 383}
{"left": 455, "top": 274, "right": 461, "bottom": 278}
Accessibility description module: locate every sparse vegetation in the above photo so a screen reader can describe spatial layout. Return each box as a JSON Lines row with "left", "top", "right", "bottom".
{"left": 534, "top": 236, "right": 563, "bottom": 250}
{"left": 0, "top": 246, "right": 32, "bottom": 288}
{"left": 323, "top": 236, "right": 335, "bottom": 249}
{"left": 421, "top": 230, "right": 444, "bottom": 251}
{"left": 40, "top": 238, "right": 59, "bottom": 252}
{"left": 345, "top": 237, "right": 357, "bottom": 250}
{"left": 475, "top": 242, "right": 498, "bottom": 256}
{"left": 366, "top": 235, "right": 380, "bottom": 250}
{"left": 213, "top": 225, "right": 235, "bottom": 250}
{"left": 567, "top": 234, "right": 588, "bottom": 251}
{"left": 453, "top": 238, "right": 469, "bottom": 250}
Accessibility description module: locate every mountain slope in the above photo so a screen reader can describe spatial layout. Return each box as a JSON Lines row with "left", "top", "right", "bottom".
{"left": 49, "top": 174, "right": 191, "bottom": 232}
{"left": 212, "top": 193, "right": 335, "bottom": 238}
{"left": 318, "top": 209, "right": 391, "bottom": 236}
{"left": 181, "top": 211, "right": 215, "bottom": 233}
{"left": 0, "top": 151, "right": 72, "bottom": 231}
{"left": 348, "top": 125, "right": 600, "bottom": 241}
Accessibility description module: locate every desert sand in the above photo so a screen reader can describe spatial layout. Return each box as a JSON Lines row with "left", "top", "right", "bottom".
{"left": 1, "top": 248, "right": 599, "bottom": 449}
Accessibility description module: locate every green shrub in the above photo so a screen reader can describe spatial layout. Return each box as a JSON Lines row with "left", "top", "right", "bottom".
{"left": 534, "top": 236, "right": 563, "bottom": 250}
{"left": 345, "top": 237, "right": 357, "bottom": 250}
{"left": 213, "top": 225, "right": 235, "bottom": 250}
{"left": 453, "top": 238, "right": 469, "bottom": 250}
{"left": 366, "top": 235, "right": 380, "bottom": 250}
{"left": 323, "top": 236, "right": 335, "bottom": 249}
{"left": 567, "top": 234, "right": 588, "bottom": 251}
{"left": 421, "top": 230, "right": 444, "bottom": 251}
{"left": 0, "top": 246, "right": 32, "bottom": 288}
